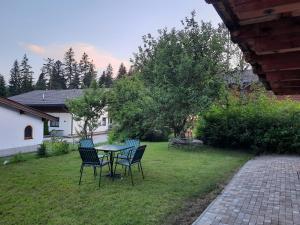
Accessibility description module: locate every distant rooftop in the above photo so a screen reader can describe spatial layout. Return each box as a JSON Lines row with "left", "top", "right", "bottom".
{"left": 9, "top": 89, "right": 84, "bottom": 107}
{"left": 225, "top": 69, "right": 259, "bottom": 86}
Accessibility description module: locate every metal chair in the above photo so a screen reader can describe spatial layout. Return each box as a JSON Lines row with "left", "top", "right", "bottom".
{"left": 114, "top": 145, "right": 146, "bottom": 185}
{"left": 116, "top": 139, "right": 140, "bottom": 160}
{"left": 78, "top": 147, "right": 110, "bottom": 187}
{"left": 79, "top": 138, "right": 108, "bottom": 159}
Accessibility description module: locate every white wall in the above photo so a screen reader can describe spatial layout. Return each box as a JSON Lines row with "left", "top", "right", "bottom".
{"left": 0, "top": 105, "right": 44, "bottom": 151}
{"left": 47, "top": 112, "right": 73, "bottom": 136}
{"left": 47, "top": 111, "right": 110, "bottom": 136}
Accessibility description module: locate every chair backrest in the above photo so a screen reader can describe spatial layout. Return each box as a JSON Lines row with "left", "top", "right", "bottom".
{"left": 131, "top": 145, "right": 146, "bottom": 164}
{"left": 125, "top": 139, "right": 140, "bottom": 148}
{"left": 79, "top": 138, "right": 94, "bottom": 148}
{"left": 78, "top": 147, "right": 100, "bottom": 165}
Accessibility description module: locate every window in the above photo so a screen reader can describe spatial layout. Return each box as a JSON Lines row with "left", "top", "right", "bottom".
{"left": 50, "top": 118, "right": 59, "bottom": 127}
{"left": 109, "top": 118, "right": 113, "bottom": 124}
{"left": 102, "top": 117, "right": 107, "bottom": 126}
{"left": 24, "top": 126, "right": 33, "bottom": 140}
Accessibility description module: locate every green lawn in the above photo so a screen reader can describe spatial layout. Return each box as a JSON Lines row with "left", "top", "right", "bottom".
{"left": 0, "top": 143, "right": 251, "bottom": 225}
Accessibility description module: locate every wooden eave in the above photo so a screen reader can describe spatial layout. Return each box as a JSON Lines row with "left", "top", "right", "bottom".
{"left": 0, "top": 97, "right": 58, "bottom": 121}
{"left": 206, "top": 0, "right": 300, "bottom": 95}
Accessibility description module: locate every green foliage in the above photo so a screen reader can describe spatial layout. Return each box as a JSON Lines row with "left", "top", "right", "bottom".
{"left": 51, "top": 141, "right": 70, "bottom": 155}
{"left": 198, "top": 94, "right": 300, "bottom": 154}
{"left": 8, "top": 60, "right": 22, "bottom": 96}
{"left": 0, "top": 74, "right": 7, "bottom": 97}
{"left": 35, "top": 72, "right": 47, "bottom": 90}
{"left": 11, "top": 153, "right": 26, "bottom": 163}
{"left": 37, "top": 143, "right": 47, "bottom": 157}
{"left": 131, "top": 12, "right": 227, "bottom": 136}
{"left": 98, "top": 64, "right": 114, "bottom": 88}
{"left": 108, "top": 76, "right": 167, "bottom": 141}
{"left": 20, "top": 54, "right": 34, "bottom": 93}
{"left": 67, "top": 84, "right": 107, "bottom": 138}
{"left": 43, "top": 120, "right": 49, "bottom": 135}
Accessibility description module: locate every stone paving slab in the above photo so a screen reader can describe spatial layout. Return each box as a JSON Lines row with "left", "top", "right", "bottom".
{"left": 193, "top": 156, "right": 300, "bottom": 225}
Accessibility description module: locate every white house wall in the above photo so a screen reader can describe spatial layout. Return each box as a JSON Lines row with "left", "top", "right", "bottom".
{"left": 47, "top": 111, "right": 109, "bottom": 136}
{"left": 0, "top": 105, "right": 43, "bottom": 156}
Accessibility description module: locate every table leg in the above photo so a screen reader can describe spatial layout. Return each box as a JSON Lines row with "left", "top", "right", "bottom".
{"left": 110, "top": 151, "right": 114, "bottom": 177}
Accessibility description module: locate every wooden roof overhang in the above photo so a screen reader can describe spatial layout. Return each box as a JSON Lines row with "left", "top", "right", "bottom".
{"left": 0, "top": 97, "right": 58, "bottom": 121}
{"left": 206, "top": 0, "right": 300, "bottom": 95}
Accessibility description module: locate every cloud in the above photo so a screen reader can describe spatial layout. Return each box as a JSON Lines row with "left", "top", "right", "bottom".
{"left": 22, "top": 42, "right": 131, "bottom": 74}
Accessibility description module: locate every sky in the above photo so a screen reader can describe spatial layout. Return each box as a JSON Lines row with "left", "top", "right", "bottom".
{"left": 0, "top": 0, "right": 221, "bottom": 81}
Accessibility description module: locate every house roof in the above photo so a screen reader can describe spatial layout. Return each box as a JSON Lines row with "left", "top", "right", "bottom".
{"left": 0, "top": 97, "right": 58, "bottom": 121}
{"left": 206, "top": 0, "right": 300, "bottom": 95}
{"left": 9, "top": 89, "right": 84, "bottom": 107}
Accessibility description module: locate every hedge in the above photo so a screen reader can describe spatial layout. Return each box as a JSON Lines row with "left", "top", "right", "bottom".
{"left": 196, "top": 95, "right": 300, "bottom": 154}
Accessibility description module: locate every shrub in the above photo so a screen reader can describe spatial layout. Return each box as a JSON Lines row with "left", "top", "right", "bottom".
{"left": 11, "top": 153, "right": 26, "bottom": 163}
{"left": 37, "top": 143, "right": 47, "bottom": 157}
{"left": 51, "top": 141, "right": 70, "bottom": 155}
{"left": 197, "top": 94, "right": 300, "bottom": 154}
{"left": 142, "top": 129, "right": 170, "bottom": 142}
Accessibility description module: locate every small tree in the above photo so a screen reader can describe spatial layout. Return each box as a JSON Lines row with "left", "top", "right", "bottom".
{"left": 67, "top": 81, "right": 106, "bottom": 138}
{"left": 0, "top": 74, "right": 7, "bottom": 97}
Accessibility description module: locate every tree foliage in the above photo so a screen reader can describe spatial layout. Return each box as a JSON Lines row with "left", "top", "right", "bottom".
{"left": 130, "top": 12, "right": 228, "bottom": 136}
{"left": 98, "top": 64, "right": 114, "bottom": 87}
{"left": 20, "top": 54, "right": 34, "bottom": 93}
{"left": 67, "top": 81, "right": 107, "bottom": 138}
{"left": 8, "top": 60, "right": 22, "bottom": 96}
{"left": 0, "top": 74, "right": 7, "bottom": 97}
{"left": 116, "top": 63, "right": 127, "bottom": 79}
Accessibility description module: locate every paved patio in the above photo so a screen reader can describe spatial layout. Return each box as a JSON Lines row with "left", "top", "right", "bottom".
{"left": 193, "top": 156, "right": 300, "bottom": 225}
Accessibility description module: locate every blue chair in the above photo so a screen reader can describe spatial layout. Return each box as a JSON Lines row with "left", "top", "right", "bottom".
{"left": 116, "top": 139, "right": 140, "bottom": 160}
{"left": 78, "top": 147, "right": 110, "bottom": 187}
{"left": 79, "top": 138, "right": 108, "bottom": 159}
{"left": 114, "top": 145, "right": 147, "bottom": 185}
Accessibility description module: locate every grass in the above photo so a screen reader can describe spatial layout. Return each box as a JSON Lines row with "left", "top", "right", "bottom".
{"left": 0, "top": 142, "right": 252, "bottom": 225}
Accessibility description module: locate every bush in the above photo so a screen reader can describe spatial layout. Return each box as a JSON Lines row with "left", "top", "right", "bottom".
{"left": 197, "top": 94, "right": 300, "bottom": 154}
{"left": 142, "top": 129, "right": 170, "bottom": 142}
{"left": 37, "top": 143, "right": 47, "bottom": 157}
{"left": 11, "top": 153, "right": 26, "bottom": 163}
{"left": 51, "top": 141, "right": 70, "bottom": 155}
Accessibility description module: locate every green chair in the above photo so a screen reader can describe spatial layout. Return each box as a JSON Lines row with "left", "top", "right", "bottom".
{"left": 114, "top": 145, "right": 146, "bottom": 185}
{"left": 79, "top": 138, "right": 108, "bottom": 159}
{"left": 116, "top": 139, "right": 140, "bottom": 160}
{"left": 78, "top": 147, "right": 110, "bottom": 187}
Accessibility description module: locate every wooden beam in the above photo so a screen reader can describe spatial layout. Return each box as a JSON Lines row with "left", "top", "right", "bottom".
{"left": 232, "top": 17, "right": 300, "bottom": 40}
{"left": 231, "top": 0, "right": 300, "bottom": 20}
{"left": 257, "top": 52, "right": 300, "bottom": 71}
{"left": 266, "top": 70, "right": 300, "bottom": 81}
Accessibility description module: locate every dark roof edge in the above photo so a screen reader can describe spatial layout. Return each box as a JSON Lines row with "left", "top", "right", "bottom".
{"left": 0, "top": 97, "right": 58, "bottom": 121}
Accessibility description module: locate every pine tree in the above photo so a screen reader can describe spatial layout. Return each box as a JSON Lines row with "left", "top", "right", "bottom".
{"left": 64, "top": 47, "right": 75, "bottom": 88}
{"left": 105, "top": 64, "right": 113, "bottom": 87}
{"left": 8, "top": 60, "right": 22, "bottom": 96}
{"left": 117, "top": 63, "right": 127, "bottom": 79}
{"left": 20, "top": 54, "right": 34, "bottom": 93}
{"left": 98, "top": 71, "right": 106, "bottom": 87}
{"left": 35, "top": 72, "right": 47, "bottom": 90}
{"left": 0, "top": 74, "right": 7, "bottom": 97}
{"left": 42, "top": 58, "right": 54, "bottom": 87}
{"left": 69, "top": 62, "right": 80, "bottom": 89}
{"left": 80, "top": 53, "right": 97, "bottom": 88}
{"left": 49, "top": 60, "right": 66, "bottom": 89}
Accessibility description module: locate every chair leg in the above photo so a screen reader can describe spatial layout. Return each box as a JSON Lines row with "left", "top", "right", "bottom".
{"left": 79, "top": 165, "right": 83, "bottom": 185}
{"left": 139, "top": 162, "right": 144, "bottom": 179}
{"left": 137, "top": 163, "right": 141, "bottom": 172}
{"left": 124, "top": 167, "right": 127, "bottom": 176}
{"left": 114, "top": 163, "right": 118, "bottom": 178}
{"left": 99, "top": 166, "right": 103, "bottom": 187}
{"left": 129, "top": 166, "right": 134, "bottom": 186}
{"left": 93, "top": 166, "right": 97, "bottom": 177}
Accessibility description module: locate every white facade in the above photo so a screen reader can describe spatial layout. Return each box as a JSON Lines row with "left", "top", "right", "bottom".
{"left": 47, "top": 111, "right": 110, "bottom": 136}
{"left": 0, "top": 105, "right": 44, "bottom": 156}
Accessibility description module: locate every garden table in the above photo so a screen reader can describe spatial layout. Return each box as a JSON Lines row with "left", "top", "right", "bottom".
{"left": 95, "top": 144, "right": 130, "bottom": 179}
